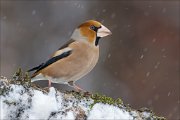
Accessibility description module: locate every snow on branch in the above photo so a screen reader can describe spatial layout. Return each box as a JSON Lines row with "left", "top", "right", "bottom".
{"left": 0, "top": 69, "right": 165, "bottom": 119}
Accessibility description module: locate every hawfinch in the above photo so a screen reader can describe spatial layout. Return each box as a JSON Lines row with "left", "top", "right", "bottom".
{"left": 28, "top": 20, "right": 112, "bottom": 91}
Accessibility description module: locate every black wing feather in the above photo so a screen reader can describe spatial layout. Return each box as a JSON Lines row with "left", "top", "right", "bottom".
{"left": 28, "top": 50, "right": 72, "bottom": 73}
{"left": 28, "top": 63, "right": 44, "bottom": 72}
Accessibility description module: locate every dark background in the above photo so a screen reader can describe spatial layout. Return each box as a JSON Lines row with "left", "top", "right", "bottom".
{"left": 1, "top": 1, "right": 179, "bottom": 119}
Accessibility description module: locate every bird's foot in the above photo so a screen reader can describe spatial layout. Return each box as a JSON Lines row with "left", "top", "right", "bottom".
{"left": 74, "top": 85, "right": 84, "bottom": 92}
{"left": 68, "top": 81, "right": 87, "bottom": 93}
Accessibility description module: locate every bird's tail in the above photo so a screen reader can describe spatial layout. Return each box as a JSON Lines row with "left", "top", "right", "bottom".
{"left": 27, "top": 64, "right": 45, "bottom": 82}
{"left": 28, "top": 63, "right": 44, "bottom": 72}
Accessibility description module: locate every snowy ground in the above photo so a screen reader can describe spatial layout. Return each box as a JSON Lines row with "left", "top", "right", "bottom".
{"left": 0, "top": 77, "right": 164, "bottom": 120}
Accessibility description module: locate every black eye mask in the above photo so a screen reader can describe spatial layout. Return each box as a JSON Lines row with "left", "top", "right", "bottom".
{"left": 90, "top": 25, "right": 102, "bottom": 46}
{"left": 90, "top": 25, "right": 101, "bottom": 32}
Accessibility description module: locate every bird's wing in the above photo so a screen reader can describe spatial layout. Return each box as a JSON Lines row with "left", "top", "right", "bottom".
{"left": 28, "top": 50, "right": 72, "bottom": 73}
{"left": 28, "top": 40, "right": 75, "bottom": 73}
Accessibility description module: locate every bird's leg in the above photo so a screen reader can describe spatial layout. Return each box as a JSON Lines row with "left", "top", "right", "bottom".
{"left": 73, "top": 84, "right": 84, "bottom": 92}
{"left": 48, "top": 80, "right": 51, "bottom": 88}
{"left": 43, "top": 80, "right": 52, "bottom": 92}
{"left": 68, "top": 81, "right": 84, "bottom": 92}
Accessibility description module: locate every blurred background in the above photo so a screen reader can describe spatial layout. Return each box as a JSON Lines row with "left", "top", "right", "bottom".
{"left": 1, "top": 1, "right": 179, "bottom": 119}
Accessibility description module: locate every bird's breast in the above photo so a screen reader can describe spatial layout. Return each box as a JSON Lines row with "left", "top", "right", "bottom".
{"left": 67, "top": 41, "right": 99, "bottom": 81}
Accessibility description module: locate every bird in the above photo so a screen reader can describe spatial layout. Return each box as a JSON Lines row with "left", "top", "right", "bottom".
{"left": 28, "top": 20, "right": 112, "bottom": 91}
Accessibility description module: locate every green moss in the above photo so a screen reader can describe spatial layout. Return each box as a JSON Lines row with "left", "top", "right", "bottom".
{"left": 151, "top": 112, "right": 166, "bottom": 120}
{"left": 138, "top": 107, "right": 166, "bottom": 120}
{"left": 66, "top": 90, "right": 91, "bottom": 100}
{"left": 24, "top": 72, "right": 31, "bottom": 84}
{"left": 13, "top": 68, "right": 23, "bottom": 80}
{"left": 90, "top": 93, "right": 123, "bottom": 109}
{"left": 0, "top": 68, "right": 46, "bottom": 94}
{"left": 71, "top": 91, "right": 85, "bottom": 99}
{"left": 11, "top": 68, "right": 31, "bottom": 86}
{"left": 68, "top": 92, "right": 124, "bottom": 110}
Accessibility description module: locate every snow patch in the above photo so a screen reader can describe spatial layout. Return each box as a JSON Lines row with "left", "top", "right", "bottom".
{"left": 28, "top": 88, "right": 58, "bottom": 119}
{"left": 88, "top": 103, "right": 133, "bottom": 119}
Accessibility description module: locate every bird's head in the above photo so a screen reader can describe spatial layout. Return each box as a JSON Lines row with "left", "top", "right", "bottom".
{"left": 71, "top": 20, "right": 112, "bottom": 46}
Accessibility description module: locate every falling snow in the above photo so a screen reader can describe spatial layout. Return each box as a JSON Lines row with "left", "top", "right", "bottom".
{"left": 162, "top": 55, "right": 167, "bottom": 58}
{"left": 2, "top": 16, "right": 7, "bottom": 20}
{"left": 77, "top": 4, "right": 81, "bottom": 8}
{"left": 107, "top": 54, "right": 111, "bottom": 59}
{"left": 143, "top": 48, "right": 148, "bottom": 52}
{"left": 152, "top": 38, "right": 156, "bottom": 43}
{"left": 167, "top": 92, "right": 171, "bottom": 97}
{"left": 146, "top": 72, "right": 150, "bottom": 77}
{"left": 162, "top": 8, "right": 166, "bottom": 13}
{"left": 102, "top": 9, "right": 106, "bottom": 13}
{"left": 148, "top": 5, "right": 152, "bottom": 8}
{"left": 40, "top": 22, "right": 44, "bottom": 27}
{"left": 144, "top": 12, "right": 149, "bottom": 16}
{"left": 161, "top": 48, "right": 165, "bottom": 52}
{"left": 154, "top": 62, "right": 160, "bottom": 69}
{"left": 32, "top": 10, "right": 36, "bottom": 15}
{"left": 111, "top": 13, "right": 116, "bottom": 19}
{"left": 140, "top": 54, "right": 144, "bottom": 59}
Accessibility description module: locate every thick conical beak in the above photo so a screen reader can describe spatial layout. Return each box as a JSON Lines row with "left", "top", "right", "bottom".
{"left": 97, "top": 25, "right": 112, "bottom": 37}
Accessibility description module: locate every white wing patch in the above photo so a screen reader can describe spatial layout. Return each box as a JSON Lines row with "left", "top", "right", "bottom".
{"left": 31, "top": 73, "right": 47, "bottom": 82}
{"left": 53, "top": 47, "right": 72, "bottom": 57}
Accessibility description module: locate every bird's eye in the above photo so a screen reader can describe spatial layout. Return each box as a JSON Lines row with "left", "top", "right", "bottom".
{"left": 90, "top": 25, "right": 96, "bottom": 30}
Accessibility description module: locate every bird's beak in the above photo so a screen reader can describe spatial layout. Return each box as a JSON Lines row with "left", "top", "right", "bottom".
{"left": 97, "top": 25, "right": 112, "bottom": 38}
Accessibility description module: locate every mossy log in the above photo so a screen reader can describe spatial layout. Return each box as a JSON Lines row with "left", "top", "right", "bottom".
{"left": 0, "top": 69, "right": 166, "bottom": 120}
